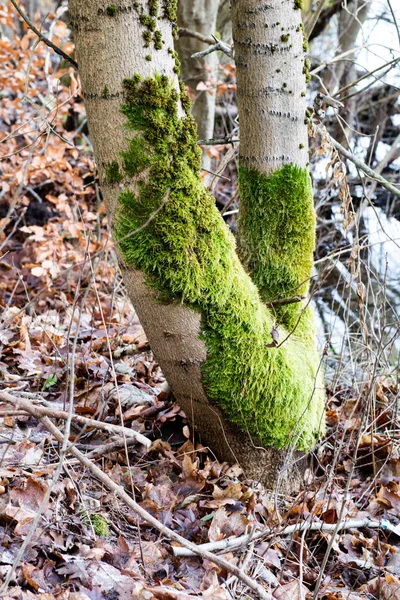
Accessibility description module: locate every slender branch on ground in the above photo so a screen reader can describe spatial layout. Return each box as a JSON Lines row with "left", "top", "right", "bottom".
{"left": 0, "top": 390, "right": 151, "bottom": 448}
{"left": 33, "top": 413, "right": 273, "bottom": 600}
{"left": 177, "top": 27, "right": 215, "bottom": 45}
{"left": 173, "top": 517, "right": 400, "bottom": 557}
{"left": 9, "top": 0, "right": 78, "bottom": 69}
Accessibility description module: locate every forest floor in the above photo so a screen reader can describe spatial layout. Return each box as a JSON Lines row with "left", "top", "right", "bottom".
{"left": 1, "top": 7, "right": 400, "bottom": 600}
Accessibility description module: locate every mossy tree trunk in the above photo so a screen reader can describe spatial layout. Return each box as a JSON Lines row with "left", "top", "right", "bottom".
{"left": 175, "top": 0, "right": 220, "bottom": 172}
{"left": 69, "top": 0, "right": 325, "bottom": 490}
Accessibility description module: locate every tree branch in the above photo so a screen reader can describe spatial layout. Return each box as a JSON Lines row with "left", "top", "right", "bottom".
{"left": 0, "top": 391, "right": 151, "bottom": 448}
{"left": 9, "top": 0, "right": 78, "bottom": 69}
{"left": 173, "top": 517, "right": 400, "bottom": 557}
{"left": 177, "top": 27, "right": 215, "bottom": 45}
{"left": 329, "top": 135, "right": 400, "bottom": 199}
{"left": 30, "top": 409, "right": 273, "bottom": 600}
{"left": 192, "top": 39, "right": 232, "bottom": 59}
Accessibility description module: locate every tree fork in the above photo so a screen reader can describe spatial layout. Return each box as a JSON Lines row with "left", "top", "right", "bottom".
{"left": 69, "top": 0, "right": 325, "bottom": 489}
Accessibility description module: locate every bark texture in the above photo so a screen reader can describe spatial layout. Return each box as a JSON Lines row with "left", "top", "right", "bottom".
{"left": 69, "top": 0, "right": 325, "bottom": 490}
{"left": 175, "top": 0, "right": 220, "bottom": 171}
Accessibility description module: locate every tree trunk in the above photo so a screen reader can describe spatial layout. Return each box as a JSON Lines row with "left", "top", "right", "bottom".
{"left": 175, "top": 0, "right": 220, "bottom": 172}
{"left": 69, "top": 0, "right": 325, "bottom": 490}
{"left": 327, "top": 1, "right": 370, "bottom": 143}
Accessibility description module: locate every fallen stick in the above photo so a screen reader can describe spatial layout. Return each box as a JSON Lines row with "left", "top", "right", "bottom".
{"left": 173, "top": 517, "right": 400, "bottom": 557}
{"left": 0, "top": 391, "right": 151, "bottom": 449}
{"left": 29, "top": 409, "right": 272, "bottom": 600}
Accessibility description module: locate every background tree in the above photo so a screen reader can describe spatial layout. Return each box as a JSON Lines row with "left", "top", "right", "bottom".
{"left": 175, "top": 0, "right": 220, "bottom": 173}
{"left": 68, "top": 0, "right": 325, "bottom": 488}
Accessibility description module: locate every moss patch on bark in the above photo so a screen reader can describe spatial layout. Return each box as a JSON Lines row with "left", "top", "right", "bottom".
{"left": 237, "top": 164, "right": 315, "bottom": 331}
{"left": 111, "top": 74, "right": 325, "bottom": 451}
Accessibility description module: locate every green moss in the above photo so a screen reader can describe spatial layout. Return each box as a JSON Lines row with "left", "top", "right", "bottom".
{"left": 303, "top": 58, "right": 311, "bottom": 84}
{"left": 162, "top": 0, "right": 178, "bottom": 36}
{"left": 154, "top": 30, "right": 163, "bottom": 50}
{"left": 108, "top": 74, "right": 325, "bottom": 451}
{"left": 145, "top": 54, "right": 152, "bottom": 61}
{"left": 143, "top": 30, "right": 152, "bottom": 45}
{"left": 281, "top": 34, "right": 290, "bottom": 43}
{"left": 294, "top": 0, "right": 303, "bottom": 8}
{"left": 179, "top": 80, "right": 191, "bottom": 114}
{"left": 106, "top": 4, "right": 117, "bottom": 16}
{"left": 149, "top": 0, "right": 159, "bottom": 17}
{"left": 105, "top": 160, "right": 122, "bottom": 183}
{"left": 301, "top": 91, "right": 306, "bottom": 97}
{"left": 102, "top": 85, "right": 110, "bottom": 99}
{"left": 139, "top": 14, "right": 156, "bottom": 30}
{"left": 86, "top": 514, "right": 109, "bottom": 537}
{"left": 162, "top": 0, "right": 177, "bottom": 21}
{"left": 237, "top": 165, "right": 315, "bottom": 331}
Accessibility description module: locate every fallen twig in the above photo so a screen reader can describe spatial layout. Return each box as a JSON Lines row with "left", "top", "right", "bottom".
{"left": 0, "top": 391, "right": 151, "bottom": 449}
{"left": 34, "top": 414, "right": 273, "bottom": 600}
{"left": 173, "top": 517, "right": 400, "bottom": 557}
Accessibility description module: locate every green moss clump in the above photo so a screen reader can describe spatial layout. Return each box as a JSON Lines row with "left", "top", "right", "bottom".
{"left": 179, "top": 81, "right": 191, "bottom": 114}
{"left": 143, "top": 30, "right": 152, "bottom": 46}
{"left": 294, "top": 0, "right": 303, "bottom": 8}
{"left": 162, "top": 0, "right": 178, "bottom": 36}
{"left": 281, "top": 34, "right": 290, "bottom": 43}
{"left": 87, "top": 514, "right": 109, "bottom": 537}
{"left": 145, "top": 54, "right": 152, "bottom": 61}
{"left": 139, "top": 14, "right": 156, "bottom": 30}
{"left": 237, "top": 164, "right": 315, "bottom": 332}
{"left": 154, "top": 30, "right": 163, "bottom": 50}
{"left": 149, "top": 0, "right": 159, "bottom": 17}
{"left": 108, "top": 74, "right": 325, "bottom": 451}
{"left": 303, "top": 58, "right": 311, "bottom": 83}
{"left": 105, "top": 160, "right": 122, "bottom": 183}
{"left": 162, "top": 0, "right": 177, "bottom": 22}
{"left": 106, "top": 4, "right": 117, "bottom": 16}
{"left": 102, "top": 85, "right": 110, "bottom": 99}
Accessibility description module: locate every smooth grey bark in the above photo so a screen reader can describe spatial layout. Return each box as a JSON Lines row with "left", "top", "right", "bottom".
{"left": 232, "top": 0, "right": 309, "bottom": 173}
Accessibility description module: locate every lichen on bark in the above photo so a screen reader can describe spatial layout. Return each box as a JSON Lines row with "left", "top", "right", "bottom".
{"left": 111, "top": 74, "right": 325, "bottom": 450}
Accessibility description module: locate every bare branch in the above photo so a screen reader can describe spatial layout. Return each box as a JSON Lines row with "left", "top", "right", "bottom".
{"left": 192, "top": 39, "right": 232, "bottom": 59}
{"left": 0, "top": 391, "right": 152, "bottom": 448}
{"left": 9, "top": 0, "right": 78, "bottom": 69}
{"left": 173, "top": 517, "right": 400, "bottom": 557}
{"left": 32, "top": 412, "right": 273, "bottom": 600}
{"left": 178, "top": 27, "right": 215, "bottom": 45}
{"left": 329, "top": 135, "right": 400, "bottom": 199}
